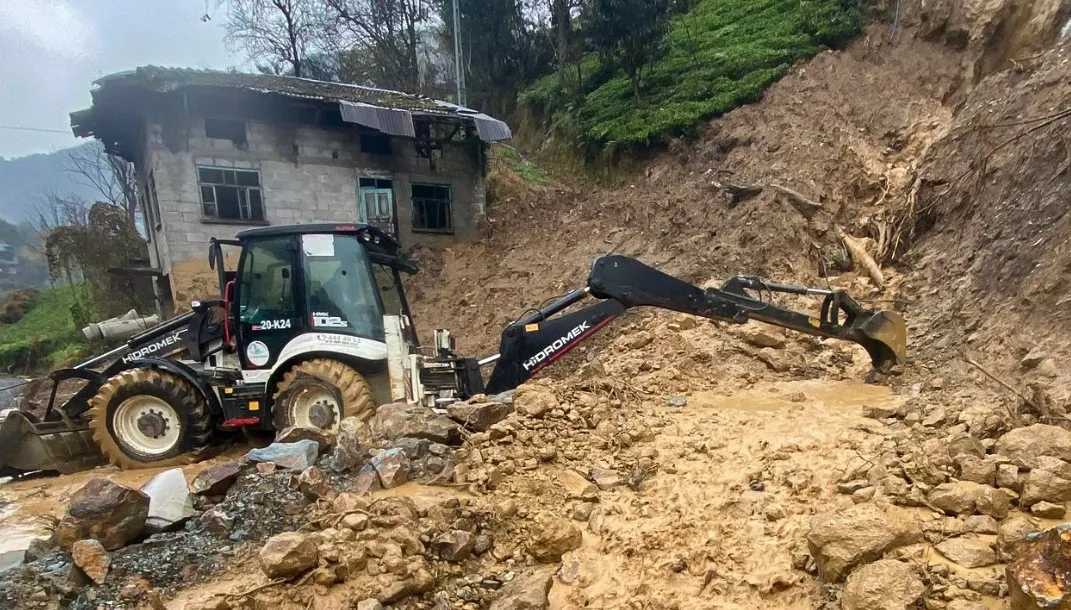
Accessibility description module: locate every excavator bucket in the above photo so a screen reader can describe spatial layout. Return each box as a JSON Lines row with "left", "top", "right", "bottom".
{"left": 854, "top": 309, "right": 908, "bottom": 370}
{"left": 0, "top": 409, "right": 103, "bottom": 478}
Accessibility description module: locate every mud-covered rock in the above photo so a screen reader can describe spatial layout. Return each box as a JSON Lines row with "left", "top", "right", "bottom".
{"left": 590, "top": 468, "right": 624, "bottom": 490}
{"left": 998, "top": 463, "right": 1023, "bottom": 491}
{"left": 373, "top": 402, "right": 462, "bottom": 445}
{"left": 742, "top": 328, "right": 786, "bottom": 349}
{"left": 928, "top": 481, "right": 1010, "bottom": 518}
{"left": 276, "top": 426, "right": 334, "bottom": 447}
{"left": 995, "top": 425, "right": 1071, "bottom": 470}
{"left": 515, "top": 384, "right": 558, "bottom": 419}
{"left": 371, "top": 448, "right": 410, "bottom": 488}
{"left": 1021, "top": 460, "right": 1071, "bottom": 506}
{"left": 71, "top": 539, "right": 110, "bottom": 584}
{"left": 447, "top": 401, "right": 510, "bottom": 431}
{"left": 140, "top": 468, "right": 196, "bottom": 534}
{"left": 964, "top": 515, "right": 1000, "bottom": 535}
{"left": 243, "top": 439, "right": 320, "bottom": 470}
{"left": 332, "top": 416, "right": 371, "bottom": 472}
{"left": 530, "top": 520, "right": 582, "bottom": 563}
{"left": 807, "top": 503, "right": 922, "bottom": 582}
{"left": 432, "top": 530, "right": 475, "bottom": 562}
{"left": 998, "top": 516, "right": 1040, "bottom": 561}
{"left": 488, "top": 569, "right": 553, "bottom": 610}
{"left": 356, "top": 464, "right": 383, "bottom": 493}
{"left": 356, "top": 600, "right": 383, "bottom": 610}
{"left": 948, "top": 433, "right": 986, "bottom": 460}
{"left": 259, "top": 532, "right": 317, "bottom": 578}
{"left": 1030, "top": 501, "right": 1066, "bottom": 518}
{"left": 1007, "top": 524, "right": 1071, "bottom": 610}
{"left": 189, "top": 462, "right": 241, "bottom": 496}
{"left": 935, "top": 537, "right": 998, "bottom": 568}
{"left": 957, "top": 455, "right": 997, "bottom": 486}
{"left": 54, "top": 478, "right": 150, "bottom": 550}
{"left": 840, "top": 559, "right": 925, "bottom": 610}
{"left": 297, "top": 466, "right": 330, "bottom": 499}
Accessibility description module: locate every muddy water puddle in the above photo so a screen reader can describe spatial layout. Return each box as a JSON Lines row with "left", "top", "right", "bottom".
{"left": 686, "top": 379, "right": 897, "bottom": 414}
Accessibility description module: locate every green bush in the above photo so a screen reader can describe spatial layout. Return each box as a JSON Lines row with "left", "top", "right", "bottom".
{"left": 521, "top": 0, "right": 861, "bottom": 154}
{"left": 0, "top": 286, "right": 89, "bottom": 372}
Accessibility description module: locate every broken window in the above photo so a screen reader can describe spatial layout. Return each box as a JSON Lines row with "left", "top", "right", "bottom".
{"left": 360, "top": 133, "right": 392, "bottom": 155}
{"left": 147, "top": 171, "right": 162, "bottom": 230}
{"left": 411, "top": 184, "right": 453, "bottom": 233}
{"left": 198, "top": 167, "right": 265, "bottom": 222}
{"left": 204, "top": 118, "right": 247, "bottom": 148}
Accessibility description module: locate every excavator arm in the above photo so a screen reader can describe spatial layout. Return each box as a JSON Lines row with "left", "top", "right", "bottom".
{"left": 482, "top": 255, "right": 906, "bottom": 394}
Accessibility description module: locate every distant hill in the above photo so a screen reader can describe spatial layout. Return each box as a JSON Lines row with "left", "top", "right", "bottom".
{"left": 0, "top": 143, "right": 103, "bottom": 224}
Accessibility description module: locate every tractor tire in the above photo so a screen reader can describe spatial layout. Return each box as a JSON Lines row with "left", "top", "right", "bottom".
{"left": 87, "top": 369, "right": 214, "bottom": 470}
{"left": 272, "top": 359, "right": 376, "bottom": 433}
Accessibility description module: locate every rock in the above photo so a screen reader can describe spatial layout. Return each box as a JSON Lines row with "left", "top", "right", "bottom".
{"left": 852, "top": 487, "right": 876, "bottom": 503}
{"left": 71, "top": 539, "right": 110, "bottom": 584}
{"left": 957, "top": 456, "right": 997, "bottom": 486}
{"left": 392, "top": 437, "right": 430, "bottom": 459}
{"left": 1022, "top": 348, "right": 1050, "bottom": 369}
{"left": 140, "top": 468, "right": 196, "bottom": 534}
{"left": 998, "top": 463, "right": 1023, "bottom": 491}
{"left": 530, "top": 520, "right": 583, "bottom": 563}
{"left": 757, "top": 347, "right": 789, "bottom": 372}
{"left": 1032, "top": 501, "right": 1067, "bottom": 518}
{"left": 862, "top": 404, "right": 898, "bottom": 419}
{"left": 742, "top": 328, "right": 786, "bottom": 349}
{"left": 935, "top": 537, "right": 998, "bottom": 568}
{"left": 258, "top": 532, "right": 317, "bottom": 579}
{"left": 201, "top": 506, "right": 233, "bottom": 536}
{"left": 538, "top": 446, "right": 557, "bottom": 462}
{"left": 54, "top": 478, "right": 150, "bottom": 550}
{"left": 947, "top": 601, "right": 989, "bottom": 610}
{"left": 355, "top": 464, "right": 383, "bottom": 494}
{"left": 515, "top": 385, "right": 558, "bottom": 419}
{"left": 928, "top": 481, "right": 1009, "bottom": 518}
{"left": 995, "top": 425, "right": 1071, "bottom": 470}
{"left": 1007, "top": 524, "right": 1071, "bottom": 609}
{"left": 806, "top": 503, "right": 922, "bottom": 582}
{"left": 1038, "top": 358, "right": 1059, "bottom": 377}
{"left": 243, "top": 439, "right": 320, "bottom": 470}
{"left": 371, "top": 448, "right": 409, "bottom": 488}
{"left": 1021, "top": 467, "right": 1071, "bottom": 506}
{"left": 356, "top": 600, "right": 383, "bottom": 610}
{"left": 276, "top": 426, "right": 334, "bottom": 447}
{"left": 190, "top": 462, "right": 241, "bottom": 496}
{"left": 963, "top": 515, "right": 1000, "bottom": 535}
{"left": 432, "top": 530, "right": 475, "bottom": 562}
{"left": 372, "top": 402, "right": 462, "bottom": 445}
{"left": 999, "top": 516, "right": 1040, "bottom": 561}
{"left": 297, "top": 466, "right": 330, "bottom": 499}
{"left": 590, "top": 468, "right": 623, "bottom": 490}
{"left": 838, "top": 479, "right": 871, "bottom": 494}
{"left": 571, "top": 503, "right": 594, "bottom": 521}
{"left": 256, "top": 462, "right": 277, "bottom": 474}
{"left": 840, "top": 559, "right": 925, "bottom": 610}
{"left": 447, "top": 401, "right": 510, "bottom": 431}
{"left": 332, "top": 417, "right": 371, "bottom": 472}
{"left": 948, "top": 433, "right": 986, "bottom": 459}
{"left": 666, "top": 396, "right": 687, "bottom": 408}
{"left": 24, "top": 537, "right": 56, "bottom": 563}
{"left": 488, "top": 569, "right": 553, "bottom": 610}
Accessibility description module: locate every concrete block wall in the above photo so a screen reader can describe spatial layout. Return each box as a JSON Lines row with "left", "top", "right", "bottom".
{"left": 139, "top": 114, "right": 487, "bottom": 306}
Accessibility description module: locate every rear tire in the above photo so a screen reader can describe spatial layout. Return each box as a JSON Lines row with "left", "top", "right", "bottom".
{"left": 87, "top": 369, "right": 214, "bottom": 470}
{"left": 272, "top": 359, "right": 376, "bottom": 433}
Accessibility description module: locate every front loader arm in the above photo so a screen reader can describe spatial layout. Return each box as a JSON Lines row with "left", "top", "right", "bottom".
{"left": 483, "top": 255, "right": 906, "bottom": 394}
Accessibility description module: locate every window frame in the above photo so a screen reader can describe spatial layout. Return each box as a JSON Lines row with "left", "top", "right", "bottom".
{"left": 196, "top": 165, "right": 268, "bottom": 225}
{"left": 410, "top": 182, "right": 454, "bottom": 234}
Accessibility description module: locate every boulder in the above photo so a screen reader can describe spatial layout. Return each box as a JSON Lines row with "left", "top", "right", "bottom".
{"left": 590, "top": 468, "right": 624, "bottom": 490}
{"left": 1031, "top": 501, "right": 1067, "bottom": 519}
{"left": 995, "top": 425, "right": 1071, "bottom": 470}
{"left": 372, "top": 403, "right": 461, "bottom": 445}
{"left": 957, "top": 455, "right": 997, "bottom": 486}
{"left": 757, "top": 347, "right": 789, "bottom": 372}
{"left": 928, "top": 481, "right": 1010, "bottom": 518}
{"left": 371, "top": 448, "right": 409, "bottom": 489}
{"left": 140, "top": 468, "right": 196, "bottom": 534}
{"left": 276, "top": 426, "right": 334, "bottom": 447}
{"left": 1022, "top": 348, "right": 1050, "bottom": 369}
{"left": 742, "top": 328, "right": 786, "bottom": 349}
{"left": 998, "top": 516, "right": 1040, "bottom": 561}
{"left": 355, "top": 464, "right": 383, "bottom": 494}
{"left": 935, "top": 537, "right": 998, "bottom": 568}
{"left": 963, "top": 515, "right": 1001, "bottom": 535}
{"left": 432, "top": 530, "right": 475, "bottom": 562}
{"left": 447, "top": 401, "right": 510, "bottom": 431}
{"left": 1007, "top": 524, "right": 1071, "bottom": 610}
{"left": 514, "top": 384, "right": 558, "bottom": 419}
{"left": 1021, "top": 464, "right": 1071, "bottom": 506}
{"left": 840, "top": 559, "right": 925, "bottom": 610}
{"left": 356, "top": 601, "right": 383, "bottom": 610}
{"left": 243, "top": 439, "right": 320, "bottom": 471}
{"left": 71, "top": 539, "right": 110, "bottom": 584}
{"left": 201, "top": 506, "right": 234, "bottom": 537}
{"left": 54, "top": 478, "right": 150, "bottom": 550}
{"left": 530, "top": 520, "right": 583, "bottom": 563}
{"left": 948, "top": 433, "right": 986, "bottom": 460}
{"left": 806, "top": 503, "right": 922, "bottom": 582}
{"left": 259, "top": 532, "right": 318, "bottom": 579}
{"left": 297, "top": 466, "right": 330, "bottom": 499}
{"left": 190, "top": 462, "right": 241, "bottom": 496}
{"left": 488, "top": 569, "right": 553, "bottom": 610}
{"left": 998, "top": 463, "right": 1023, "bottom": 491}
{"left": 331, "top": 417, "right": 371, "bottom": 472}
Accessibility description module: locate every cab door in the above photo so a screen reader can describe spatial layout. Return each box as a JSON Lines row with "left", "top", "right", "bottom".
{"left": 234, "top": 236, "right": 299, "bottom": 370}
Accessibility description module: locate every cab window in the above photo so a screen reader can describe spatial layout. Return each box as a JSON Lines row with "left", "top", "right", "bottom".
{"left": 239, "top": 236, "right": 295, "bottom": 326}
{"left": 302, "top": 234, "right": 384, "bottom": 340}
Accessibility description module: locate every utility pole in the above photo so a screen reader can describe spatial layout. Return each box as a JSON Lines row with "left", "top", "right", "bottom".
{"left": 452, "top": 0, "right": 467, "bottom": 107}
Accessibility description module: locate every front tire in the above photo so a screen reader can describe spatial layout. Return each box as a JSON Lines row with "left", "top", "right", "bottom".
{"left": 272, "top": 359, "right": 376, "bottom": 433}
{"left": 87, "top": 369, "right": 214, "bottom": 470}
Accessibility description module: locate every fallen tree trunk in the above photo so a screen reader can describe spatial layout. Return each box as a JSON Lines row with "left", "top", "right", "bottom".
{"left": 836, "top": 226, "right": 885, "bottom": 290}
{"left": 769, "top": 184, "right": 825, "bottom": 220}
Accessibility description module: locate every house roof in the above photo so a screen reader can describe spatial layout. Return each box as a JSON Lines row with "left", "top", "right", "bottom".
{"left": 70, "top": 66, "right": 512, "bottom": 158}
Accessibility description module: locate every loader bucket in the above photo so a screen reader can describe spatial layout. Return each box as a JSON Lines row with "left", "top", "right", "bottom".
{"left": 854, "top": 310, "right": 908, "bottom": 370}
{"left": 0, "top": 409, "right": 103, "bottom": 478}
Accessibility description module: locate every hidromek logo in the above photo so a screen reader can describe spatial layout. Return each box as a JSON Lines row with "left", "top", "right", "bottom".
{"left": 522, "top": 321, "right": 591, "bottom": 371}
{"left": 121, "top": 329, "right": 188, "bottom": 363}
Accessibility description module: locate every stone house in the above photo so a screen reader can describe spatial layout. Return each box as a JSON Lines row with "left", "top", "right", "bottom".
{"left": 71, "top": 66, "right": 511, "bottom": 315}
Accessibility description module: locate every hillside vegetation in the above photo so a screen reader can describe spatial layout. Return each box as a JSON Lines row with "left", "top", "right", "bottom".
{"left": 520, "top": 0, "right": 860, "bottom": 155}
{"left": 0, "top": 286, "right": 88, "bottom": 372}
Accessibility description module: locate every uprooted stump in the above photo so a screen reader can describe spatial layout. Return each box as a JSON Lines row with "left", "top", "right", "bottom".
{"left": 1008, "top": 524, "right": 1071, "bottom": 609}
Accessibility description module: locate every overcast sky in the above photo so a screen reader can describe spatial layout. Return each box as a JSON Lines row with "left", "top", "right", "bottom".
{"left": 0, "top": 0, "right": 251, "bottom": 159}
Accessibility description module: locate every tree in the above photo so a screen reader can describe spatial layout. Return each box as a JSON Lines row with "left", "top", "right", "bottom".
{"left": 325, "top": 0, "right": 436, "bottom": 93}
{"left": 585, "top": 0, "right": 670, "bottom": 101}
{"left": 218, "top": 0, "right": 324, "bottom": 77}
{"left": 63, "top": 143, "right": 138, "bottom": 224}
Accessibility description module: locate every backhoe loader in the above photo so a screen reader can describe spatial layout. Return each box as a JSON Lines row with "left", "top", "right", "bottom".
{"left": 0, "top": 223, "right": 906, "bottom": 477}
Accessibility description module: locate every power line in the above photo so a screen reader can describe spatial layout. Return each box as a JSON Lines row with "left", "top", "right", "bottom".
{"left": 0, "top": 125, "right": 71, "bottom": 135}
